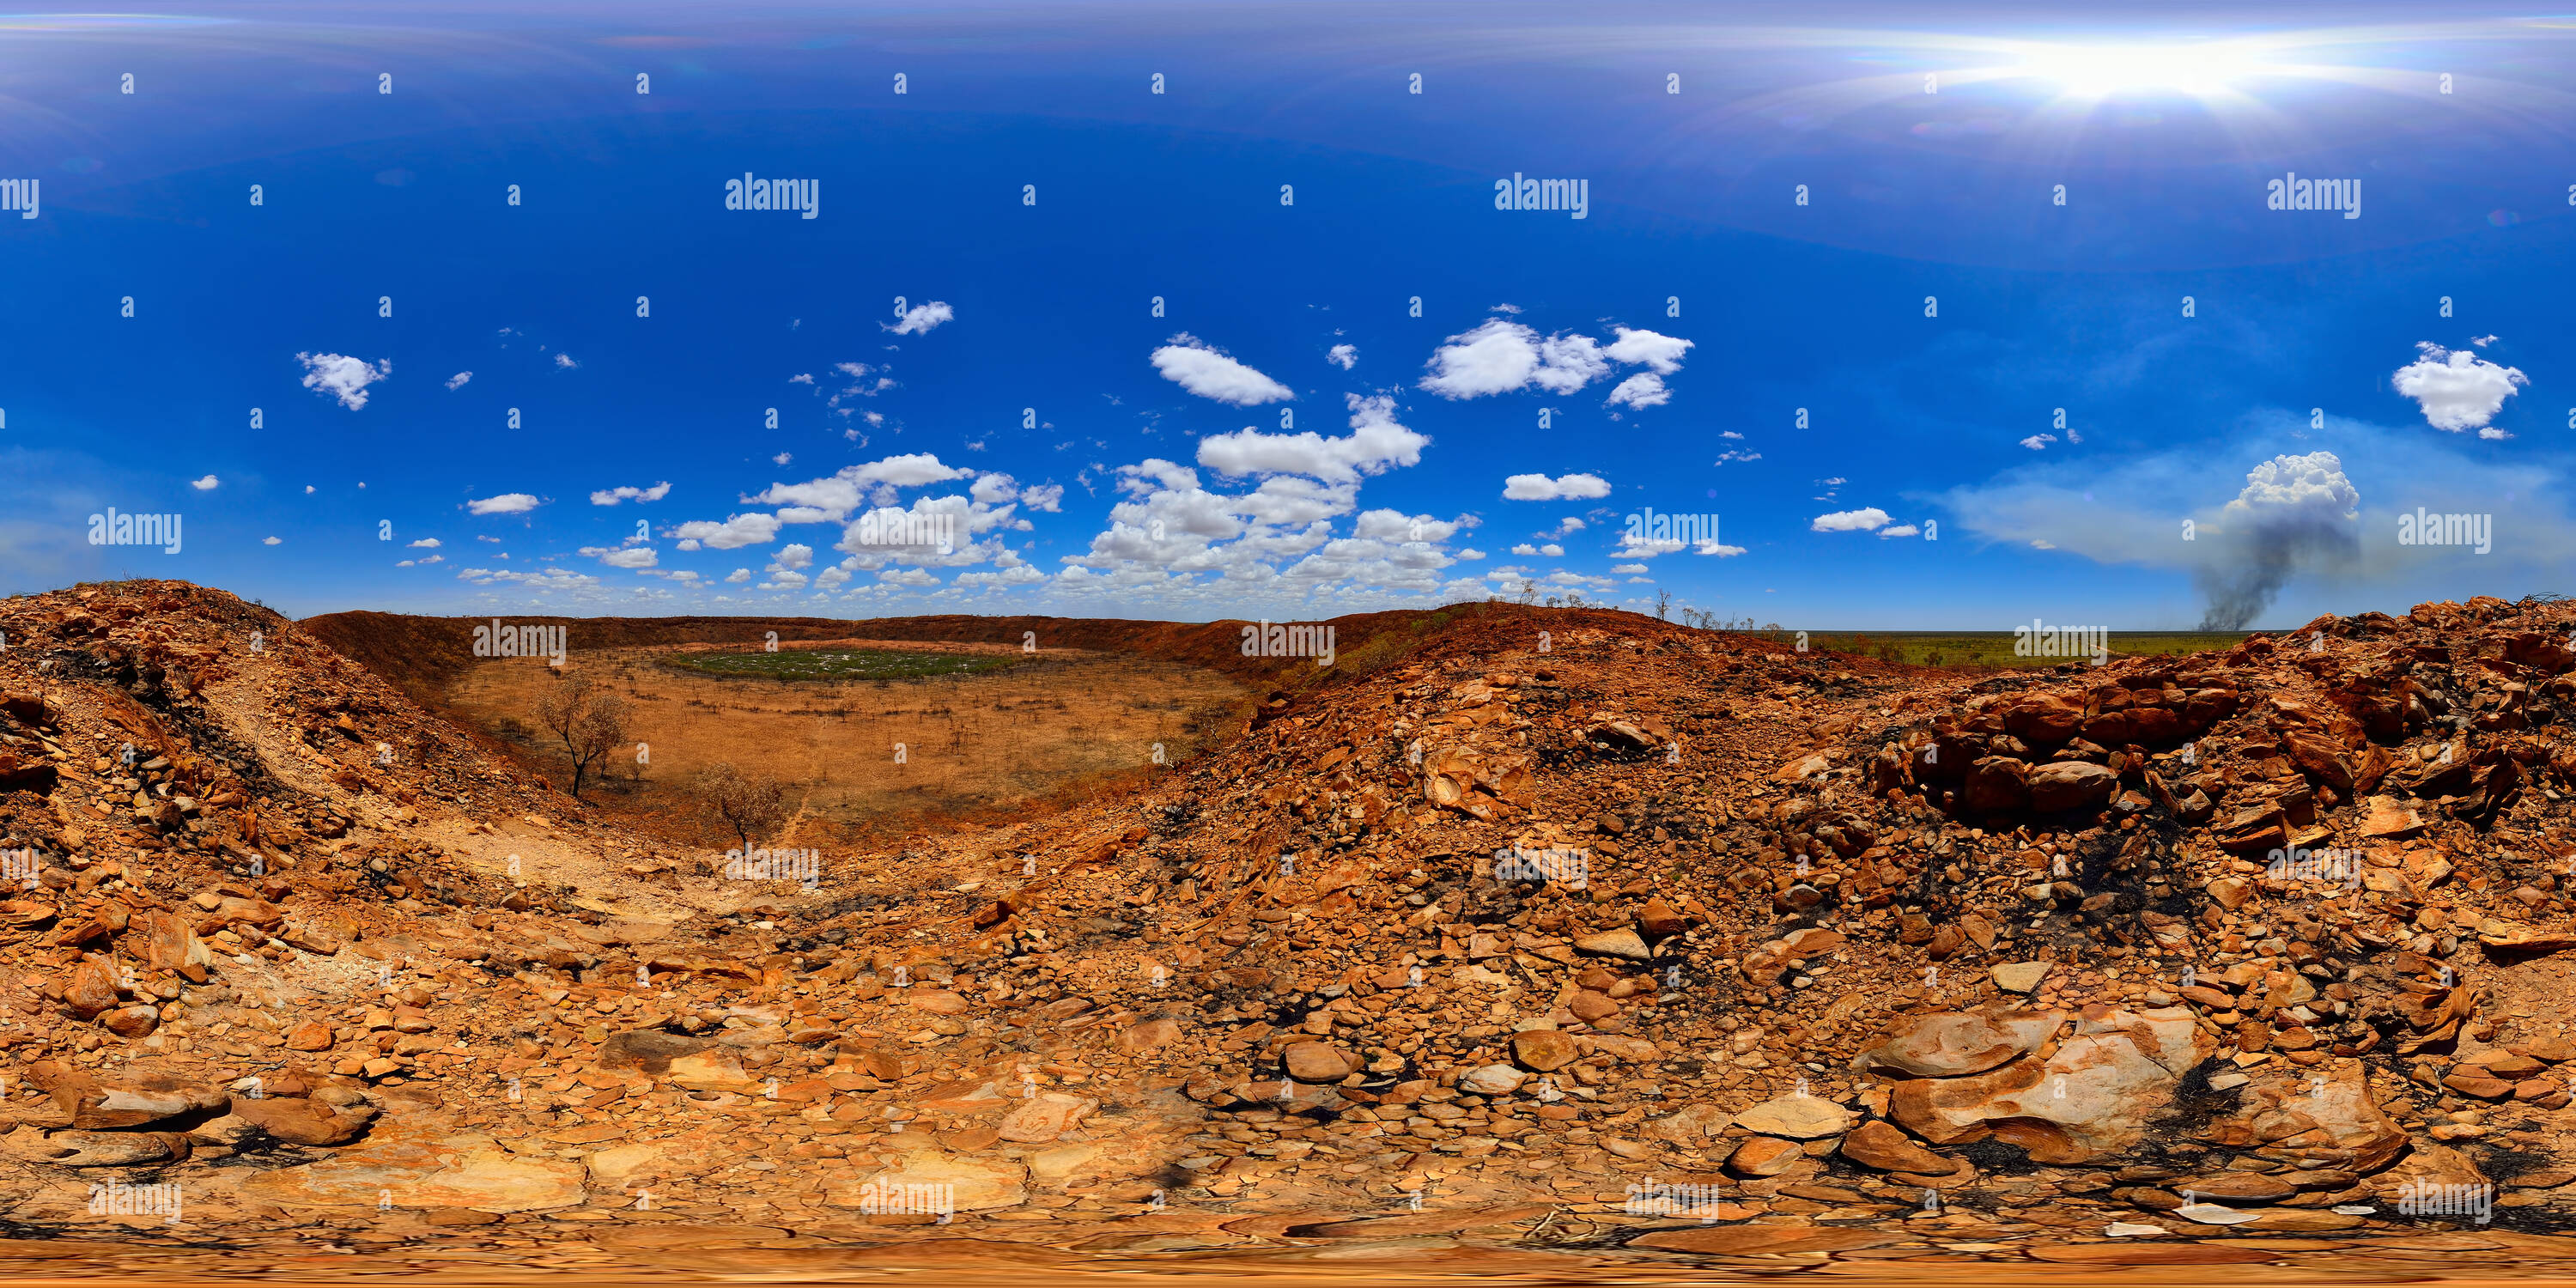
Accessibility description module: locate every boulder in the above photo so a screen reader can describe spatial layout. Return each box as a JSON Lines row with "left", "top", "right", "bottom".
{"left": 1731, "top": 1093, "right": 1856, "bottom": 1140}
{"left": 57, "top": 957, "right": 118, "bottom": 1020}
{"left": 1965, "top": 757, "right": 2030, "bottom": 812}
{"left": 1856, "top": 1012, "right": 2057, "bottom": 1078}
{"left": 228, "top": 1095, "right": 377, "bottom": 1146}
{"left": 1724, "top": 1135, "right": 1807, "bottom": 1176}
{"left": 1838, "top": 1120, "right": 1953, "bottom": 1174}
{"left": 47, "top": 1070, "right": 227, "bottom": 1129}
{"left": 1887, "top": 1007, "right": 2213, "bottom": 1163}
{"left": 2027, "top": 761, "right": 2118, "bottom": 812}
{"left": 1510, "top": 1030, "right": 1581, "bottom": 1072}
{"left": 1282, "top": 1043, "right": 1358, "bottom": 1083}
{"left": 1990, "top": 963, "right": 2050, "bottom": 993}
{"left": 1459, "top": 1063, "right": 1528, "bottom": 1096}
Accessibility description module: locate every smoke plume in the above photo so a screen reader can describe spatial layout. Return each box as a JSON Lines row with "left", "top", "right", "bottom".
{"left": 2194, "top": 452, "right": 2360, "bottom": 630}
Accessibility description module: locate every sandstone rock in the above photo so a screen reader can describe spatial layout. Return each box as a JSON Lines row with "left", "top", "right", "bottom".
{"left": 996, "top": 1092, "right": 1096, "bottom": 1143}
{"left": 26, "top": 1129, "right": 184, "bottom": 1167}
{"left": 1857, "top": 1012, "right": 2057, "bottom": 1078}
{"left": 1510, "top": 1030, "right": 1581, "bottom": 1072}
{"left": 284, "top": 1019, "right": 335, "bottom": 1051}
{"left": 2477, "top": 917, "right": 2576, "bottom": 954}
{"left": 667, "top": 1048, "right": 751, "bottom": 1091}
{"left": 2359, "top": 796, "right": 2425, "bottom": 841}
{"left": 1642, "top": 1102, "right": 1729, "bottom": 1145}
{"left": 2177, "top": 1172, "right": 2294, "bottom": 1202}
{"left": 1459, "top": 1063, "right": 1528, "bottom": 1096}
{"left": 1838, "top": 1120, "right": 1952, "bottom": 1173}
{"left": 1724, "top": 1135, "right": 1806, "bottom": 1176}
{"left": 1283, "top": 1042, "right": 1358, "bottom": 1082}
{"left": 1637, "top": 896, "right": 1686, "bottom": 939}
{"left": 2028, "top": 761, "right": 2118, "bottom": 812}
{"left": 1573, "top": 927, "right": 1652, "bottom": 961}
{"left": 1116, "top": 1018, "right": 1181, "bottom": 1054}
{"left": 598, "top": 1030, "right": 714, "bottom": 1073}
{"left": 856, "top": 1150, "right": 1028, "bottom": 1212}
{"left": 1966, "top": 757, "right": 2030, "bottom": 812}
{"left": 57, "top": 957, "right": 118, "bottom": 1020}
{"left": 240, "top": 1132, "right": 585, "bottom": 1212}
{"left": 1990, "top": 962, "right": 2050, "bottom": 993}
{"left": 229, "top": 1095, "right": 377, "bottom": 1146}
{"left": 1732, "top": 1094, "right": 1856, "bottom": 1140}
{"left": 47, "top": 1070, "right": 227, "bottom": 1129}
{"left": 1888, "top": 1007, "right": 2212, "bottom": 1163}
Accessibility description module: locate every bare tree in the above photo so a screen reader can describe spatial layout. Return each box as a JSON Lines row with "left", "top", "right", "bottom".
{"left": 698, "top": 761, "right": 788, "bottom": 848}
{"left": 532, "top": 673, "right": 632, "bottom": 801}
{"left": 1655, "top": 589, "right": 1672, "bottom": 621}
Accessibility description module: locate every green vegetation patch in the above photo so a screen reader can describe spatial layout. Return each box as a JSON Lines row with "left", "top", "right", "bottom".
{"left": 1800, "top": 631, "right": 2252, "bottom": 670}
{"left": 665, "top": 647, "right": 1023, "bottom": 682}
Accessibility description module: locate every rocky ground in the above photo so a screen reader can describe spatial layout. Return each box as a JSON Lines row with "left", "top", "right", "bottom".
{"left": 8, "top": 579, "right": 2576, "bottom": 1281}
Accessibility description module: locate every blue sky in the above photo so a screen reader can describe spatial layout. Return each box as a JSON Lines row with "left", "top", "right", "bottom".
{"left": 3, "top": 3, "right": 2573, "bottom": 629}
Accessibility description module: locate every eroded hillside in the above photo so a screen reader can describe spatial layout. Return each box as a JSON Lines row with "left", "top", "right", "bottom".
{"left": 8, "top": 580, "right": 2576, "bottom": 1279}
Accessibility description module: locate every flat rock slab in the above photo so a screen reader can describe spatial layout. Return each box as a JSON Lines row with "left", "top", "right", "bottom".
{"left": 1857, "top": 1012, "right": 2057, "bottom": 1078}
{"left": 238, "top": 1132, "right": 586, "bottom": 1212}
{"left": 1730, "top": 1095, "right": 1856, "bottom": 1140}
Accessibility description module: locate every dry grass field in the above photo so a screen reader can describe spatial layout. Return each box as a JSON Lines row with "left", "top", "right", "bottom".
{"left": 443, "top": 637, "right": 1250, "bottom": 848}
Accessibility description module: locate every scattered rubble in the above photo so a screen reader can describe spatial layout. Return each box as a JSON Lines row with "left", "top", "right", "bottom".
{"left": 4, "top": 581, "right": 2576, "bottom": 1274}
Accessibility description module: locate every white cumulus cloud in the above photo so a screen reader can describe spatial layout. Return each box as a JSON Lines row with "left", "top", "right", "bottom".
{"left": 1151, "top": 333, "right": 1293, "bottom": 405}
{"left": 2392, "top": 341, "right": 2527, "bottom": 433}
{"left": 1501, "top": 472, "right": 1610, "bottom": 501}
{"left": 297, "top": 352, "right": 392, "bottom": 410}
{"left": 466, "top": 493, "right": 540, "bottom": 515}
{"left": 884, "top": 301, "right": 954, "bottom": 335}
{"left": 1811, "top": 507, "right": 1893, "bottom": 532}
{"left": 589, "top": 482, "right": 671, "bottom": 506}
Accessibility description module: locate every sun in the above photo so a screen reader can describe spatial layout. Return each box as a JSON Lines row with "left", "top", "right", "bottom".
{"left": 2008, "top": 42, "right": 2274, "bottom": 99}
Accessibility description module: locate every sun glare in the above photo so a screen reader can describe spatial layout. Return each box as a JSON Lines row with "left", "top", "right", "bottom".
{"left": 2011, "top": 43, "right": 2272, "bottom": 97}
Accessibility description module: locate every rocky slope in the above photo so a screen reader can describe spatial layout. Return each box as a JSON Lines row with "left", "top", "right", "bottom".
{"left": 7, "top": 580, "right": 2576, "bottom": 1276}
